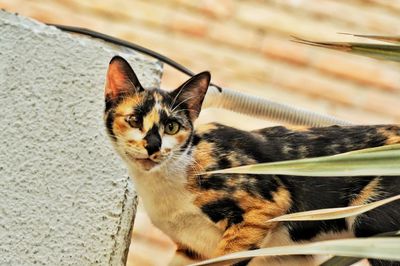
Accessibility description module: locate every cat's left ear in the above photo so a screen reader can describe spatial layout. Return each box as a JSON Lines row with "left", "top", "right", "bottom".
{"left": 105, "top": 56, "right": 144, "bottom": 101}
{"left": 170, "top": 71, "right": 210, "bottom": 121}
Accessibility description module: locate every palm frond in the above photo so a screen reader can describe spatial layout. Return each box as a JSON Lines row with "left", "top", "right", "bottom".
{"left": 268, "top": 194, "right": 400, "bottom": 222}
{"left": 206, "top": 144, "right": 400, "bottom": 176}
{"left": 339, "top": 33, "right": 400, "bottom": 44}
{"left": 321, "top": 231, "right": 400, "bottom": 266}
{"left": 190, "top": 236, "right": 400, "bottom": 266}
{"left": 292, "top": 36, "right": 400, "bottom": 62}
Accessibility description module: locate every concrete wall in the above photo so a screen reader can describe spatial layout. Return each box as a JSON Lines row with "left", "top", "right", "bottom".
{"left": 0, "top": 10, "right": 162, "bottom": 265}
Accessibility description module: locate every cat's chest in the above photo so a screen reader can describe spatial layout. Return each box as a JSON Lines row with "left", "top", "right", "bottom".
{"left": 134, "top": 171, "right": 194, "bottom": 227}
{"left": 129, "top": 167, "right": 222, "bottom": 256}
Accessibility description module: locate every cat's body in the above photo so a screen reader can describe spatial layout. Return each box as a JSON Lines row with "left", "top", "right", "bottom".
{"left": 104, "top": 56, "right": 400, "bottom": 266}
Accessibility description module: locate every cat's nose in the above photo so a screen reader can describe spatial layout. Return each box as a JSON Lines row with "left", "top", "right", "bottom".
{"left": 144, "top": 126, "right": 161, "bottom": 156}
{"left": 145, "top": 142, "right": 161, "bottom": 156}
{"left": 144, "top": 133, "right": 161, "bottom": 156}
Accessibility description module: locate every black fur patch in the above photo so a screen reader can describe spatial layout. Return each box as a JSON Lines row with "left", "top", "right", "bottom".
{"left": 201, "top": 125, "right": 275, "bottom": 163}
{"left": 241, "top": 175, "right": 280, "bottom": 201}
{"left": 104, "top": 94, "right": 127, "bottom": 113}
{"left": 180, "top": 131, "right": 193, "bottom": 152}
{"left": 144, "top": 125, "right": 161, "bottom": 155}
{"left": 218, "top": 157, "right": 231, "bottom": 170}
{"left": 201, "top": 198, "right": 244, "bottom": 226}
{"left": 197, "top": 175, "right": 229, "bottom": 190}
{"left": 179, "top": 247, "right": 201, "bottom": 260}
{"left": 232, "top": 259, "right": 251, "bottom": 266}
{"left": 135, "top": 94, "right": 155, "bottom": 118}
{"left": 105, "top": 110, "right": 116, "bottom": 141}
{"left": 105, "top": 98, "right": 114, "bottom": 113}
{"left": 159, "top": 109, "right": 169, "bottom": 125}
{"left": 192, "top": 134, "right": 201, "bottom": 146}
{"left": 282, "top": 176, "right": 375, "bottom": 241}
{"left": 355, "top": 177, "right": 400, "bottom": 239}
{"left": 288, "top": 219, "right": 348, "bottom": 242}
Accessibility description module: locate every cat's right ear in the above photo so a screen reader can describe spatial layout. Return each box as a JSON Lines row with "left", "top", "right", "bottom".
{"left": 105, "top": 56, "right": 144, "bottom": 101}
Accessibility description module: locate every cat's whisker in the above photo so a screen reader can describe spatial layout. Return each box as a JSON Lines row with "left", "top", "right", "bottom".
{"left": 170, "top": 85, "right": 186, "bottom": 109}
{"left": 171, "top": 96, "right": 198, "bottom": 113}
{"left": 171, "top": 108, "right": 197, "bottom": 116}
{"left": 171, "top": 95, "right": 199, "bottom": 113}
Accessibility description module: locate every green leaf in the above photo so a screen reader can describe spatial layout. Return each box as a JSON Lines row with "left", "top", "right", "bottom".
{"left": 267, "top": 194, "right": 400, "bottom": 222}
{"left": 206, "top": 144, "right": 400, "bottom": 176}
{"left": 189, "top": 237, "right": 400, "bottom": 266}
{"left": 292, "top": 36, "right": 400, "bottom": 62}
{"left": 321, "top": 231, "right": 400, "bottom": 266}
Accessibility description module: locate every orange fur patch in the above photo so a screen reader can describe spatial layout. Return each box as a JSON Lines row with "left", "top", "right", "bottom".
{"left": 214, "top": 185, "right": 291, "bottom": 256}
{"left": 216, "top": 218, "right": 229, "bottom": 231}
{"left": 192, "top": 189, "right": 226, "bottom": 206}
{"left": 195, "top": 123, "right": 218, "bottom": 135}
{"left": 113, "top": 119, "right": 129, "bottom": 134}
{"left": 351, "top": 177, "right": 381, "bottom": 206}
{"left": 115, "top": 96, "right": 142, "bottom": 116}
{"left": 143, "top": 109, "right": 160, "bottom": 131}
{"left": 377, "top": 127, "right": 400, "bottom": 145}
{"left": 192, "top": 141, "right": 217, "bottom": 171}
{"left": 175, "top": 132, "right": 189, "bottom": 144}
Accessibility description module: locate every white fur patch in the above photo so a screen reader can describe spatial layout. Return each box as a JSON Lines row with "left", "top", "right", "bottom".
{"left": 126, "top": 128, "right": 144, "bottom": 141}
{"left": 162, "top": 135, "right": 178, "bottom": 150}
{"left": 154, "top": 102, "right": 162, "bottom": 111}
{"left": 127, "top": 152, "right": 222, "bottom": 258}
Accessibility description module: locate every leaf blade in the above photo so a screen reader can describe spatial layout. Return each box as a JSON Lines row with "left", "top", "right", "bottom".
{"left": 190, "top": 237, "right": 400, "bottom": 266}
{"left": 322, "top": 231, "right": 400, "bottom": 266}
{"left": 206, "top": 145, "right": 400, "bottom": 177}
{"left": 267, "top": 194, "right": 400, "bottom": 222}
{"left": 292, "top": 36, "right": 400, "bottom": 62}
{"left": 339, "top": 33, "right": 400, "bottom": 44}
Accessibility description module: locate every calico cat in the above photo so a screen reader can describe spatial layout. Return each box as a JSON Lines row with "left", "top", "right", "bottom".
{"left": 104, "top": 56, "right": 400, "bottom": 266}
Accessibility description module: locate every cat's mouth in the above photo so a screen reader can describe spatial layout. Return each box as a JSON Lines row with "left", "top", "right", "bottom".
{"left": 124, "top": 151, "right": 167, "bottom": 171}
{"left": 134, "top": 158, "right": 158, "bottom": 170}
{"left": 125, "top": 152, "right": 160, "bottom": 170}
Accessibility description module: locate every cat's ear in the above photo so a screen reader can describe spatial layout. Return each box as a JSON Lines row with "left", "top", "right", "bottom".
{"left": 105, "top": 56, "right": 144, "bottom": 101}
{"left": 170, "top": 71, "right": 210, "bottom": 120}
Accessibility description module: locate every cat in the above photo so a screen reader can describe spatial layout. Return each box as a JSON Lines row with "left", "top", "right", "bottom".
{"left": 104, "top": 56, "right": 400, "bottom": 266}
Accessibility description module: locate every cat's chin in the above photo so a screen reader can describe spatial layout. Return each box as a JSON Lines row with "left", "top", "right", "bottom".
{"left": 133, "top": 158, "right": 165, "bottom": 171}
{"left": 133, "top": 158, "right": 159, "bottom": 171}
{"left": 123, "top": 152, "right": 159, "bottom": 171}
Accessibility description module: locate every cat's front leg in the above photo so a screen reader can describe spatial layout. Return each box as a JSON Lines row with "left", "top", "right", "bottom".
{"left": 212, "top": 188, "right": 291, "bottom": 265}
{"left": 168, "top": 244, "right": 203, "bottom": 266}
{"left": 213, "top": 216, "right": 273, "bottom": 264}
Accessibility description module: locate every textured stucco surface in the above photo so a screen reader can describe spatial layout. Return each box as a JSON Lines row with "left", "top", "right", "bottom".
{"left": 0, "top": 10, "right": 162, "bottom": 265}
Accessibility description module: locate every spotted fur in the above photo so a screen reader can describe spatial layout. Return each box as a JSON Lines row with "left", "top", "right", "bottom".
{"left": 104, "top": 56, "right": 400, "bottom": 266}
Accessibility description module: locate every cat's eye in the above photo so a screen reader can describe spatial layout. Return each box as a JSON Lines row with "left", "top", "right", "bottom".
{"left": 126, "top": 115, "right": 140, "bottom": 128}
{"left": 165, "top": 121, "right": 180, "bottom": 135}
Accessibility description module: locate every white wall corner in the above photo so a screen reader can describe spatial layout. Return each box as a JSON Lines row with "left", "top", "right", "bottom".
{"left": 0, "top": 10, "right": 163, "bottom": 265}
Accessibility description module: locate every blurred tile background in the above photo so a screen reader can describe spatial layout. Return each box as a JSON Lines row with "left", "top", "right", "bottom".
{"left": 1, "top": 0, "right": 399, "bottom": 265}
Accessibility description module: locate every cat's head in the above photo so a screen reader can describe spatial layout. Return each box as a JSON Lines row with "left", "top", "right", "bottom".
{"left": 104, "top": 56, "right": 210, "bottom": 171}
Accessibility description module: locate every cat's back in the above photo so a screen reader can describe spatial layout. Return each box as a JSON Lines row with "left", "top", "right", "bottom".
{"left": 252, "top": 124, "right": 400, "bottom": 158}
{"left": 191, "top": 123, "right": 400, "bottom": 172}
{"left": 192, "top": 123, "right": 270, "bottom": 171}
